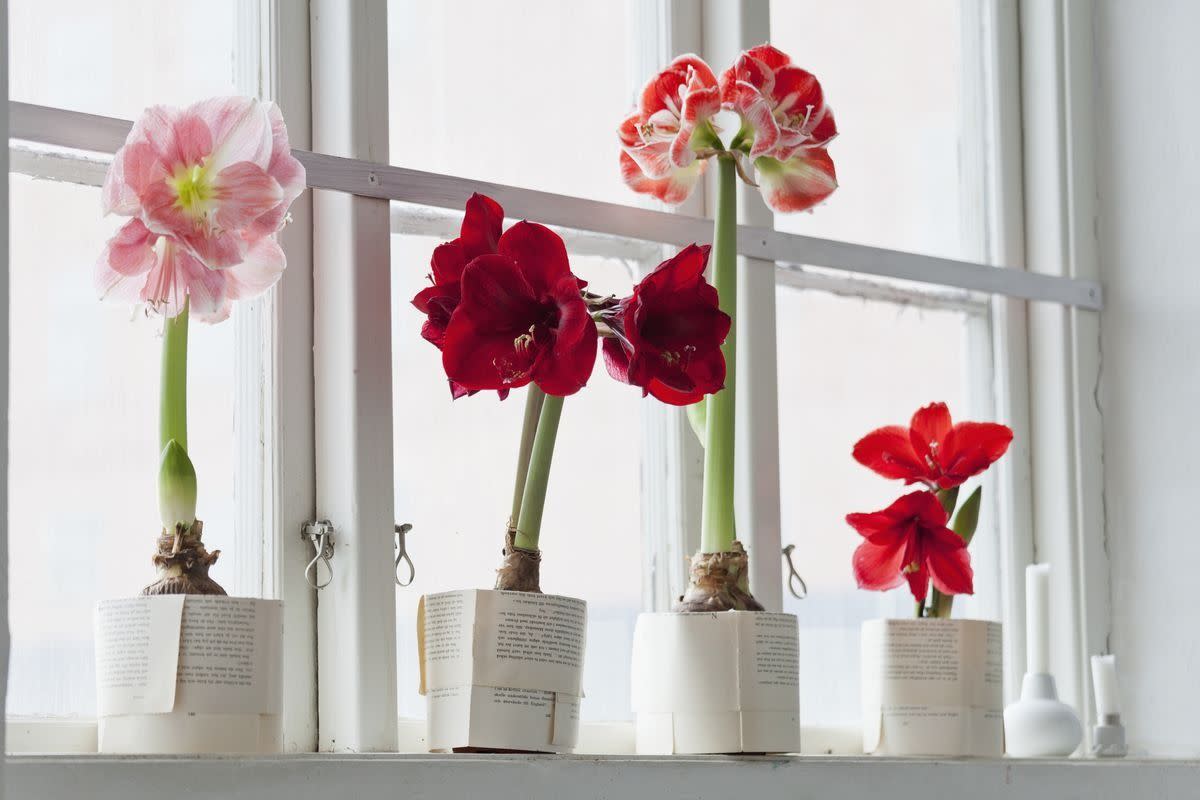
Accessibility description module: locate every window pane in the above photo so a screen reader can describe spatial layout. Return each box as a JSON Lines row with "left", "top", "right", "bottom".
{"left": 392, "top": 229, "right": 644, "bottom": 726}
{"left": 775, "top": 286, "right": 995, "bottom": 731}
{"left": 387, "top": 0, "right": 637, "bottom": 204}
{"left": 9, "top": 0, "right": 248, "bottom": 119}
{"left": 6, "top": 176, "right": 237, "bottom": 718}
{"left": 770, "top": 1, "right": 973, "bottom": 260}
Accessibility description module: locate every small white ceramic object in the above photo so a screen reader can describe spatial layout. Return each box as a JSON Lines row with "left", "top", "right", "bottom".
{"left": 1004, "top": 672, "right": 1083, "bottom": 757}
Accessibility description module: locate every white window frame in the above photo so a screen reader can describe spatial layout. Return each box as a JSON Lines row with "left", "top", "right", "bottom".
{"left": 3, "top": 0, "right": 1115, "bottom": 783}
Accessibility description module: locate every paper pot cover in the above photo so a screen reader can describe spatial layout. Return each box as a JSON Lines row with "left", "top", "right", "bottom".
{"left": 630, "top": 611, "right": 800, "bottom": 755}
{"left": 861, "top": 618, "right": 1003, "bottom": 757}
{"left": 94, "top": 595, "right": 283, "bottom": 754}
{"left": 418, "top": 588, "right": 586, "bottom": 753}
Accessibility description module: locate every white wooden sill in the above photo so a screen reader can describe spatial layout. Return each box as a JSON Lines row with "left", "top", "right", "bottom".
{"left": 6, "top": 754, "right": 1199, "bottom": 800}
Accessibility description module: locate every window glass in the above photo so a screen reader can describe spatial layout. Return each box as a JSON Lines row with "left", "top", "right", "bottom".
{"left": 392, "top": 231, "right": 644, "bottom": 724}
{"left": 9, "top": 0, "right": 247, "bottom": 120}
{"left": 775, "top": 286, "right": 995, "bottom": 730}
{"left": 769, "top": 0, "right": 973, "bottom": 261}
{"left": 6, "top": 176, "right": 237, "bottom": 717}
{"left": 387, "top": 0, "right": 637, "bottom": 205}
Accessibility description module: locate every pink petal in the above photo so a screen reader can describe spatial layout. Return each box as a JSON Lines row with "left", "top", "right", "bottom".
{"left": 623, "top": 140, "right": 676, "bottom": 180}
{"left": 183, "top": 229, "right": 248, "bottom": 270}
{"left": 225, "top": 237, "right": 286, "bottom": 301}
{"left": 733, "top": 81, "right": 780, "bottom": 159}
{"left": 177, "top": 249, "right": 230, "bottom": 323}
{"left": 248, "top": 103, "right": 307, "bottom": 238}
{"left": 191, "top": 97, "right": 273, "bottom": 172}
{"left": 619, "top": 152, "right": 704, "bottom": 206}
{"left": 212, "top": 162, "right": 284, "bottom": 231}
{"left": 669, "top": 83, "right": 720, "bottom": 169}
{"left": 95, "top": 220, "right": 157, "bottom": 302}
{"left": 102, "top": 141, "right": 164, "bottom": 216}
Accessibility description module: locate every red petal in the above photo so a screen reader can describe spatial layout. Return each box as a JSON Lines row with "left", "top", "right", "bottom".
{"left": 669, "top": 54, "right": 717, "bottom": 88}
{"left": 904, "top": 568, "right": 930, "bottom": 604}
{"left": 909, "top": 402, "right": 953, "bottom": 464}
{"left": 769, "top": 65, "right": 824, "bottom": 120}
{"left": 743, "top": 44, "right": 791, "bottom": 71}
{"left": 456, "top": 253, "right": 538, "bottom": 329}
{"left": 852, "top": 539, "right": 908, "bottom": 592}
{"left": 532, "top": 276, "right": 598, "bottom": 397}
{"left": 441, "top": 311, "right": 534, "bottom": 393}
{"left": 755, "top": 149, "right": 838, "bottom": 213}
{"left": 852, "top": 426, "right": 929, "bottom": 483}
{"left": 497, "top": 221, "right": 570, "bottom": 293}
{"left": 733, "top": 81, "right": 780, "bottom": 158}
{"left": 430, "top": 241, "right": 467, "bottom": 286}
{"left": 460, "top": 193, "right": 504, "bottom": 260}
{"left": 925, "top": 526, "right": 975, "bottom": 595}
{"left": 602, "top": 337, "right": 633, "bottom": 385}
{"left": 619, "top": 151, "right": 704, "bottom": 205}
{"left": 938, "top": 422, "right": 1014, "bottom": 485}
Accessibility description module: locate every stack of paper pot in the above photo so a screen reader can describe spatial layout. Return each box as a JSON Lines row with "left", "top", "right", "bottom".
{"left": 861, "top": 618, "right": 1003, "bottom": 756}
{"left": 630, "top": 611, "right": 801, "bottom": 754}
{"left": 94, "top": 596, "right": 283, "bottom": 754}
{"left": 418, "top": 589, "right": 587, "bottom": 753}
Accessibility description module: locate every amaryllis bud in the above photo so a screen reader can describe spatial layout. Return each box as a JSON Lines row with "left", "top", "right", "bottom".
{"left": 158, "top": 439, "right": 197, "bottom": 532}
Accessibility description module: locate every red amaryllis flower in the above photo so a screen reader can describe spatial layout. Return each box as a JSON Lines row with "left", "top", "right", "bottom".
{"left": 412, "top": 193, "right": 504, "bottom": 398}
{"left": 852, "top": 402, "right": 1013, "bottom": 490}
{"left": 618, "top": 54, "right": 721, "bottom": 204}
{"left": 846, "top": 490, "right": 974, "bottom": 602}
{"left": 719, "top": 44, "right": 838, "bottom": 213}
{"left": 441, "top": 221, "right": 597, "bottom": 397}
{"left": 602, "top": 244, "right": 730, "bottom": 405}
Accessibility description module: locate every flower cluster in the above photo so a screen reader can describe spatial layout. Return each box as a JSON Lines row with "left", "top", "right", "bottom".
{"left": 97, "top": 98, "right": 306, "bottom": 322}
{"left": 619, "top": 45, "right": 837, "bottom": 213}
{"left": 412, "top": 194, "right": 731, "bottom": 404}
{"left": 847, "top": 403, "right": 1013, "bottom": 608}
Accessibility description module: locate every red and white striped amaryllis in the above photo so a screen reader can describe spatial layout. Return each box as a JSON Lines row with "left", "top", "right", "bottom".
{"left": 97, "top": 97, "right": 305, "bottom": 322}
{"left": 619, "top": 45, "right": 837, "bottom": 214}
{"left": 720, "top": 44, "right": 838, "bottom": 213}
{"left": 618, "top": 54, "right": 722, "bottom": 204}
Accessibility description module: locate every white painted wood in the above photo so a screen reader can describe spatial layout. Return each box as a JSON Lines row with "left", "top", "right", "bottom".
{"left": 1018, "top": 0, "right": 1108, "bottom": 726}
{"left": 970, "top": 0, "right": 1039, "bottom": 704}
{"left": 8, "top": 755, "right": 1200, "bottom": 800}
{"left": 310, "top": 0, "right": 397, "bottom": 753}
{"left": 259, "top": 0, "right": 319, "bottom": 753}
{"left": 634, "top": 0, "right": 705, "bottom": 611}
{"left": 5, "top": 102, "right": 1104, "bottom": 310}
{"left": 701, "top": 0, "right": 782, "bottom": 611}
{"left": 1, "top": 0, "right": 10, "bottom": 780}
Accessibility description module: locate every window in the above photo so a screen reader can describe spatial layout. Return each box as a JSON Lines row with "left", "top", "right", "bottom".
{"left": 5, "top": 0, "right": 267, "bottom": 727}
{"left": 4, "top": 0, "right": 1106, "bottom": 771}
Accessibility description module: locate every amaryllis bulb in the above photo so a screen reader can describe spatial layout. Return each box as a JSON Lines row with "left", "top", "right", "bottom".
{"left": 158, "top": 439, "right": 197, "bottom": 531}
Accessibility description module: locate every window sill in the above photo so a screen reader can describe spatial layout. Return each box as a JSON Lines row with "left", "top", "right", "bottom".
{"left": 7, "top": 753, "right": 1197, "bottom": 800}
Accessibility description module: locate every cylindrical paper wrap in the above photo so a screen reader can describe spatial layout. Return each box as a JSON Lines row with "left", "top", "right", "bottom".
{"left": 1091, "top": 654, "right": 1121, "bottom": 718}
{"left": 1025, "top": 563, "right": 1050, "bottom": 674}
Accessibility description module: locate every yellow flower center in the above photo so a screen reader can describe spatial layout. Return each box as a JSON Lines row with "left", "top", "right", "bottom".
{"left": 168, "top": 163, "right": 215, "bottom": 222}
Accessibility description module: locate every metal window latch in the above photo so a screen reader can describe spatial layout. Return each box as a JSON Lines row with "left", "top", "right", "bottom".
{"left": 394, "top": 523, "right": 415, "bottom": 587}
{"left": 782, "top": 544, "right": 807, "bottom": 600}
{"left": 302, "top": 520, "right": 335, "bottom": 590}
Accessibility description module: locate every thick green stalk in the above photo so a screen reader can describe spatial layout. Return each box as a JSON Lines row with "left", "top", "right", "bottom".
{"left": 160, "top": 301, "right": 190, "bottom": 452}
{"left": 700, "top": 156, "right": 738, "bottom": 553}
{"left": 514, "top": 393, "right": 564, "bottom": 551}
{"left": 509, "top": 385, "right": 547, "bottom": 529}
{"left": 928, "top": 486, "right": 984, "bottom": 618}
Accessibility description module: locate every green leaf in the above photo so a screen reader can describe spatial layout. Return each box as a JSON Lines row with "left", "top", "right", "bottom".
{"left": 952, "top": 486, "right": 982, "bottom": 547}
{"left": 158, "top": 439, "right": 197, "bottom": 531}
{"left": 936, "top": 486, "right": 959, "bottom": 516}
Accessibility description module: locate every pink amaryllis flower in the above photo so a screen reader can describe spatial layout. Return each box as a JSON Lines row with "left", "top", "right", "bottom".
{"left": 846, "top": 490, "right": 974, "bottom": 602}
{"left": 98, "top": 97, "right": 305, "bottom": 321}
{"left": 618, "top": 54, "right": 722, "bottom": 204}
{"left": 719, "top": 44, "right": 838, "bottom": 213}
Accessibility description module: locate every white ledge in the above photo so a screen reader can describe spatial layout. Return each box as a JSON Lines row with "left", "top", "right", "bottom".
{"left": 6, "top": 754, "right": 1198, "bottom": 800}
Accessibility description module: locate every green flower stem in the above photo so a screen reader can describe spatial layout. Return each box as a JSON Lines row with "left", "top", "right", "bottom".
{"left": 160, "top": 301, "right": 190, "bottom": 452}
{"left": 700, "top": 155, "right": 738, "bottom": 554}
{"left": 928, "top": 486, "right": 984, "bottom": 619}
{"left": 509, "top": 385, "right": 547, "bottom": 530}
{"left": 514, "top": 392, "right": 564, "bottom": 551}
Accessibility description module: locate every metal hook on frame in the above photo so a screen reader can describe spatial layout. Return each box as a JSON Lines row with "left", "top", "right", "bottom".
{"left": 394, "top": 523, "right": 415, "bottom": 587}
{"left": 301, "top": 520, "right": 335, "bottom": 590}
{"left": 782, "top": 544, "right": 807, "bottom": 600}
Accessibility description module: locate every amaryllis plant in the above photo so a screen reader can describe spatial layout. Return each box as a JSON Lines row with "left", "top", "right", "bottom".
{"left": 847, "top": 403, "right": 1013, "bottom": 618}
{"left": 97, "top": 97, "right": 305, "bottom": 595}
{"left": 620, "top": 45, "right": 838, "bottom": 611}
{"left": 413, "top": 195, "right": 729, "bottom": 592}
